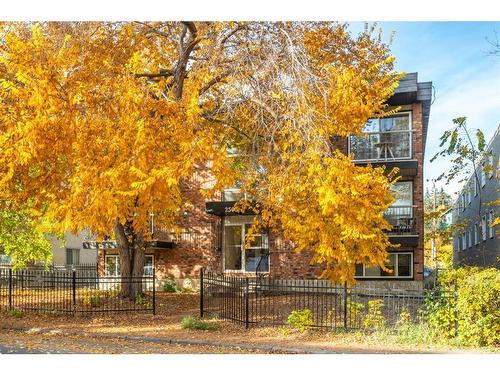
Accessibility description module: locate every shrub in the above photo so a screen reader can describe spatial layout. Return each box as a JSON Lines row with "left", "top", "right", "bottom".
{"left": 107, "top": 285, "right": 120, "bottom": 298}
{"left": 287, "top": 309, "right": 314, "bottom": 332}
{"left": 424, "top": 289, "right": 457, "bottom": 339}
{"left": 8, "top": 309, "right": 23, "bottom": 318}
{"left": 455, "top": 268, "right": 500, "bottom": 346}
{"left": 363, "top": 299, "right": 385, "bottom": 329}
{"left": 396, "top": 309, "right": 412, "bottom": 328}
{"left": 424, "top": 267, "right": 500, "bottom": 347}
{"left": 135, "top": 294, "right": 152, "bottom": 308}
{"left": 162, "top": 278, "right": 181, "bottom": 293}
{"left": 347, "top": 298, "right": 365, "bottom": 325}
{"left": 82, "top": 288, "right": 101, "bottom": 307}
{"left": 181, "top": 316, "right": 218, "bottom": 331}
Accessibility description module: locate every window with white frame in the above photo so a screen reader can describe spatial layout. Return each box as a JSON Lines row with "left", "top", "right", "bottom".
{"left": 461, "top": 232, "right": 466, "bottom": 250}
{"left": 66, "top": 248, "right": 80, "bottom": 265}
{"left": 488, "top": 211, "right": 495, "bottom": 239}
{"left": 467, "top": 187, "right": 471, "bottom": 205}
{"left": 104, "top": 254, "right": 154, "bottom": 277}
{"left": 462, "top": 194, "right": 466, "bottom": 211}
{"left": 223, "top": 215, "right": 269, "bottom": 273}
{"left": 473, "top": 178, "right": 478, "bottom": 196}
{"left": 481, "top": 166, "right": 486, "bottom": 187}
{"left": 355, "top": 252, "right": 413, "bottom": 278}
{"left": 471, "top": 224, "right": 476, "bottom": 246}
{"left": 143, "top": 255, "right": 154, "bottom": 277}
{"left": 104, "top": 255, "right": 120, "bottom": 277}
{"left": 481, "top": 216, "right": 487, "bottom": 241}
{"left": 466, "top": 230, "right": 470, "bottom": 248}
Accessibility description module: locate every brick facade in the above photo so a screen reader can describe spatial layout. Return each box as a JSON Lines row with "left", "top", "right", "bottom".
{"left": 98, "top": 75, "right": 430, "bottom": 286}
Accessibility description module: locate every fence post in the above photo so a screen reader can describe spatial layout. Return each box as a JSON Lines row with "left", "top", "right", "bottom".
{"left": 343, "top": 282, "right": 348, "bottom": 329}
{"left": 152, "top": 267, "right": 156, "bottom": 315}
{"left": 72, "top": 270, "right": 76, "bottom": 314}
{"left": 244, "top": 277, "right": 249, "bottom": 329}
{"left": 8, "top": 268, "right": 12, "bottom": 311}
{"left": 199, "top": 268, "right": 204, "bottom": 318}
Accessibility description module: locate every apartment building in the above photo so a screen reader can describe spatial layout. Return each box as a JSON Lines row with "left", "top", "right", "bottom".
{"left": 98, "top": 72, "right": 432, "bottom": 286}
{"left": 452, "top": 125, "right": 499, "bottom": 267}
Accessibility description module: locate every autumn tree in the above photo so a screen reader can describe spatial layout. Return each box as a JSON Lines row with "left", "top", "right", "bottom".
{"left": 424, "top": 187, "right": 454, "bottom": 268}
{"left": 0, "top": 22, "right": 402, "bottom": 296}
{"left": 0, "top": 208, "right": 54, "bottom": 268}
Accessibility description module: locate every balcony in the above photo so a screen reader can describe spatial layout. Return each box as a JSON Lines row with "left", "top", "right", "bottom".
{"left": 349, "top": 130, "right": 412, "bottom": 162}
{"left": 384, "top": 206, "right": 416, "bottom": 236}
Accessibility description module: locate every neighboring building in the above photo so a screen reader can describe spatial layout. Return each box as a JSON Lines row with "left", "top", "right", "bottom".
{"left": 440, "top": 208, "right": 453, "bottom": 229}
{"left": 98, "top": 72, "right": 432, "bottom": 287}
{"left": 452, "top": 125, "right": 499, "bottom": 268}
{"left": 0, "top": 230, "right": 98, "bottom": 267}
{"left": 49, "top": 231, "right": 98, "bottom": 266}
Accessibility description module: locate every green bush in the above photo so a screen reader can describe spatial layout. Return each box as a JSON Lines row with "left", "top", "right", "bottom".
{"left": 181, "top": 316, "right": 218, "bottom": 331}
{"left": 82, "top": 288, "right": 101, "bottom": 307}
{"left": 8, "top": 309, "right": 23, "bottom": 318}
{"left": 424, "top": 267, "right": 500, "bottom": 346}
{"left": 455, "top": 268, "right": 500, "bottom": 346}
{"left": 287, "top": 309, "right": 314, "bottom": 332}
{"left": 162, "top": 278, "right": 181, "bottom": 293}
{"left": 135, "top": 294, "right": 152, "bottom": 308}
{"left": 363, "top": 299, "right": 385, "bottom": 329}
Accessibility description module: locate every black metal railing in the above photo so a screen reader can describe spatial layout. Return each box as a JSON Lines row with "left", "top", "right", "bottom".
{"left": 349, "top": 130, "right": 412, "bottom": 161}
{"left": 0, "top": 267, "right": 155, "bottom": 315}
{"left": 384, "top": 206, "right": 416, "bottom": 235}
{"left": 200, "top": 270, "right": 455, "bottom": 330}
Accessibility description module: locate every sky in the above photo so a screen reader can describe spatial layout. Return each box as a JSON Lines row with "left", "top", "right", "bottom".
{"left": 348, "top": 22, "right": 500, "bottom": 200}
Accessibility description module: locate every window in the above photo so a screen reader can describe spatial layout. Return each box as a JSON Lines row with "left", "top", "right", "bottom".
{"left": 474, "top": 223, "right": 480, "bottom": 245}
{"left": 223, "top": 215, "right": 269, "bottom": 273}
{"left": 66, "top": 248, "right": 80, "bottom": 265}
{"left": 489, "top": 211, "right": 495, "bottom": 239}
{"left": 473, "top": 178, "right": 478, "bottom": 196}
{"left": 105, "top": 255, "right": 120, "bottom": 277}
{"left": 480, "top": 166, "right": 486, "bottom": 187}
{"left": 481, "top": 216, "right": 487, "bottom": 241}
{"left": 143, "top": 255, "right": 154, "bottom": 277}
{"left": 104, "top": 254, "right": 154, "bottom": 277}
{"left": 471, "top": 224, "right": 476, "bottom": 246}
{"left": 488, "top": 154, "right": 495, "bottom": 179}
{"left": 0, "top": 252, "right": 11, "bottom": 265}
{"left": 466, "top": 230, "right": 470, "bottom": 249}
{"left": 355, "top": 252, "right": 413, "bottom": 278}
{"left": 461, "top": 194, "right": 466, "bottom": 211}
{"left": 461, "top": 232, "right": 466, "bottom": 250}
{"left": 349, "top": 112, "right": 412, "bottom": 161}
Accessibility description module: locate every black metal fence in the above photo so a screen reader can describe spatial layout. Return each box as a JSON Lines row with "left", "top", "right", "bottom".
{"left": 0, "top": 267, "right": 155, "bottom": 315}
{"left": 200, "top": 270, "right": 455, "bottom": 330}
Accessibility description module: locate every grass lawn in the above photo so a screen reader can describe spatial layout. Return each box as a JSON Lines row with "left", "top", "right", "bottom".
{"left": 1, "top": 293, "right": 498, "bottom": 354}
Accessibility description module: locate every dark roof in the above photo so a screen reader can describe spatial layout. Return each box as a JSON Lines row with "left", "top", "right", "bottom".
{"left": 387, "top": 72, "right": 433, "bottom": 157}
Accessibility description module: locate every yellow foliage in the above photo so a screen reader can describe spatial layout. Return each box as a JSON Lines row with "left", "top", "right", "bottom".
{"left": 0, "top": 22, "right": 402, "bottom": 282}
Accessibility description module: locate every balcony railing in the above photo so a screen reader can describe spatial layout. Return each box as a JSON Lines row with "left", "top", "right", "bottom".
{"left": 384, "top": 206, "right": 416, "bottom": 235}
{"left": 349, "top": 130, "right": 412, "bottom": 161}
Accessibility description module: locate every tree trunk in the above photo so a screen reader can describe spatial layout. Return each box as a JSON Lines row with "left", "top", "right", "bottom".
{"left": 113, "top": 219, "right": 146, "bottom": 300}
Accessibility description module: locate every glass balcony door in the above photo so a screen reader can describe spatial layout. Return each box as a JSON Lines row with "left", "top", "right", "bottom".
{"left": 349, "top": 113, "right": 412, "bottom": 161}
{"left": 385, "top": 181, "right": 415, "bottom": 235}
{"left": 223, "top": 216, "right": 269, "bottom": 272}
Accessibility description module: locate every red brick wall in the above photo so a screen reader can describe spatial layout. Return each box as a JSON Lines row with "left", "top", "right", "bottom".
{"left": 99, "top": 105, "right": 426, "bottom": 283}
